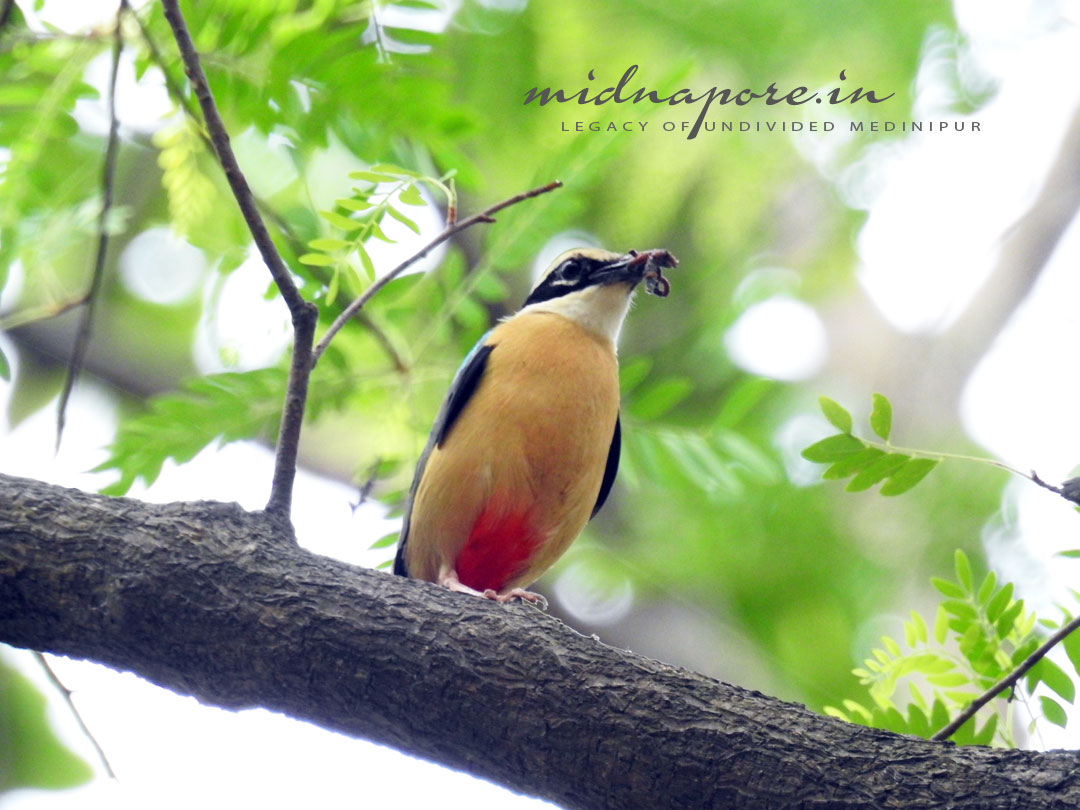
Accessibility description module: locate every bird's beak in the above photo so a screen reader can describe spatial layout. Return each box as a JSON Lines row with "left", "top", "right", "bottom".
{"left": 595, "top": 249, "right": 679, "bottom": 286}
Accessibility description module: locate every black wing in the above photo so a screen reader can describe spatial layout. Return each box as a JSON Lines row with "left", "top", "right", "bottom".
{"left": 590, "top": 415, "right": 620, "bottom": 519}
{"left": 393, "top": 343, "right": 494, "bottom": 577}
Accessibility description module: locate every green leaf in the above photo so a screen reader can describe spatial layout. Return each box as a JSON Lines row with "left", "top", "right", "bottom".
{"left": 94, "top": 369, "right": 293, "bottom": 494}
{"left": 326, "top": 268, "right": 340, "bottom": 306}
{"left": 1057, "top": 550, "right": 1080, "bottom": 558}
{"left": 845, "top": 453, "right": 910, "bottom": 492}
{"left": 880, "top": 457, "right": 939, "bottom": 495}
{"left": 320, "top": 209, "right": 363, "bottom": 231}
{"left": 996, "top": 600, "right": 1024, "bottom": 638}
{"left": 369, "top": 531, "right": 399, "bottom": 550}
{"left": 1063, "top": 627, "right": 1080, "bottom": 675}
{"left": 308, "top": 237, "right": 350, "bottom": 251}
{"left": 619, "top": 356, "right": 653, "bottom": 393}
{"left": 907, "top": 703, "right": 930, "bottom": 738}
{"left": 628, "top": 378, "right": 693, "bottom": 420}
{"left": 1040, "top": 695, "right": 1068, "bottom": 728}
{"left": 911, "top": 610, "right": 928, "bottom": 644}
{"left": 349, "top": 170, "right": 399, "bottom": 183}
{"left": 473, "top": 273, "right": 509, "bottom": 303}
{"left": 356, "top": 242, "right": 376, "bottom": 283}
{"left": 882, "top": 636, "right": 901, "bottom": 656}
{"left": 976, "top": 571, "right": 997, "bottom": 605}
{"left": 818, "top": 396, "right": 852, "bottom": 433}
{"left": 972, "top": 713, "right": 998, "bottom": 746}
{"left": 822, "top": 447, "right": 884, "bottom": 480}
{"left": 1013, "top": 638, "right": 1040, "bottom": 666}
{"left": 930, "top": 698, "right": 950, "bottom": 732}
{"left": 391, "top": 0, "right": 441, "bottom": 9}
{"left": 337, "top": 197, "right": 373, "bottom": 212}
{"left": 801, "top": 433, "right": 865, "bottom": 463}
{"left": 944, "top": 690, "right": 978, "bottom": 708}
{"left": 369, "top": 162, "right": 419, "bottom": 177}
{"left": 399, "top": 183, "right": 426, "bottom": 206}
{"left": 299, "top": 253, "right": 335, "bottom": 266}
{"left": 0, "top": 345, "right": 9, "bottom": 381}
{"left": 942, "top": 600, "right": 977, "bottom": 621}
{"left": 823, "top": 706, "right": 848, "bottom": 721}
{"left": 987, "top": 582, "right": 1014, "bottom": 622}
{"left": 870, "top": 393, "right": 892, "bottom": 440}
{"left": 385, "top": 205, "right": 420, "bottom": 234}
{"left": 927, "top": 672, "right": 969, "bottom": 687}
{"left": 1028, "top": 657, "right": 1075, "bottom": 703}
{"left": 376, "top": 558, "right": 394, "bottom": 570}
{"left": 0, "top": 660, "right": 94, "bottom": 789}
{"left": 934, "top": 603, "right": 949, "bottom": 644}
{"left": 954, "top": 549, "right": 973, "bottom": 591}
{"left": 931, "top": 577, "right": 966, "bottom": 599}
{"left": 370, "top": 221, "right": 396, "bottom": 243}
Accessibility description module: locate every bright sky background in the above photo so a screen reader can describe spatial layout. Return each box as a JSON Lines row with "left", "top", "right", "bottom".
{"left": 3, "top": 0, "right": 1080, "bottom": 805}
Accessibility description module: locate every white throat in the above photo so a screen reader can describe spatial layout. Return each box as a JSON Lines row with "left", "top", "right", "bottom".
{"left": 518, "top": 283, "right": 635, "bottom": 345}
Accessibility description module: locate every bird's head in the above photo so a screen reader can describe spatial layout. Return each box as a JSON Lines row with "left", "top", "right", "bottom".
{"left": 519, "top": 247, "right": 677, "bottom": 343}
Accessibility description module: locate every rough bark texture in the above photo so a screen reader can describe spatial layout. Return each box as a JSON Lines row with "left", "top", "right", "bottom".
{"left": 2, "top": 472, "right": 1079, "bottom": 809}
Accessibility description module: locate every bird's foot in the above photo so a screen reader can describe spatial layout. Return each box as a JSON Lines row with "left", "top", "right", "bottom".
{"left": 481, "top": 587, "right": 548, "bottom": 611}
{"left": 437, "top": 568, "right": 486, "bottom": 597}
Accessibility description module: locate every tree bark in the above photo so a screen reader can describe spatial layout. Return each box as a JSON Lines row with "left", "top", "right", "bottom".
{"left": 1, "top": 472, "right": 1078, "bottom": 809}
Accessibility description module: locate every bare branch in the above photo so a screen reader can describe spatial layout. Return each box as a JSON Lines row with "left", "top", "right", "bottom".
{"left": 33, "top": 651, "right": 118, "bottom": 780}
{"left": 312, "top": 180, "right": 563, "bottom": 365}
{"left": 161, "top": 0, "right": 317, "bottom": 519}
{"left": 932, "top": 613, "right": 1080, "bottom": 741}
{"left": 55, "top": 2, "right": 124, "bottom": 452}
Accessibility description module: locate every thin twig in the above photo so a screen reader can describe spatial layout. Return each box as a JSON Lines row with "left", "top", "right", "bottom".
{"left": 33, "top": 652, "right": 118, "bottom": 780}
{"left": 312, "top": 180, "right": 563, "bottom": 364}
{"left": 368, "top": 3, "right": 388, "bottom": 62}
{"left": 129, "top": 7, "right": 207, "bottom": 142}
{"left": 351, "top": 456, "right": 382, "bottom": 512}
{"left": 0, "top": 294, "right": 89, "bottom": 331}
{"left": 931, "top": 613, "right": 1080, "bottom": 742}
{"left": 55, "top": 2, "right": 124, "bottom": 452}
{"left": 162, "top": 0, "right": 318, "bottom": 519}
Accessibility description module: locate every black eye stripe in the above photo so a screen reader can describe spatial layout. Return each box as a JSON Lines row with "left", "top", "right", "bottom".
{"left": 523, "top": 256, "right": 601, "bottom": 306}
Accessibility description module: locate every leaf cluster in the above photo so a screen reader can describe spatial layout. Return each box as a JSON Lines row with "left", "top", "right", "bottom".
{"left": 804, "top": 394, "right": 939, "bottom": 495}
{"left": 828, "top": 550, "right": 1080, "bottom": 745}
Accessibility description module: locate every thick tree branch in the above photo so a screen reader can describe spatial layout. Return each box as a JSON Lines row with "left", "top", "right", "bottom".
{"left": 2, "top": 472, "right": 1080, "bottom": 810}
{"left": 161, "top": 0, "right": 317, "bottom": 519}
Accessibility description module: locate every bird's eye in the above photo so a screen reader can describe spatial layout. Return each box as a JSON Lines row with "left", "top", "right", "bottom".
{"left": 558, "top": 260, "right": 582, "bottom": 284}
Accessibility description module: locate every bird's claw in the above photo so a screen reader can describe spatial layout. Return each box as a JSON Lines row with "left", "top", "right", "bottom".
{"left": 482, "top": 587, "right": 548, "bottom": 611}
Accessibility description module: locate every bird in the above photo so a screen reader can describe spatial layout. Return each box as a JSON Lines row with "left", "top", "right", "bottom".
{"left": 393, "top": 247, "right": 676, "bottom": 607}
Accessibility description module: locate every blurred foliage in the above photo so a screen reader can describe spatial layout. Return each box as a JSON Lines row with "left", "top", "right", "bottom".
{"left": 3, "top": 0, "right": 1036, "bottom": 776}
{"left": 829, "top": 550, "right": 1080, "bottom": 746}
{"left": 0, "top": 656, "right": 93, "bottom": 792}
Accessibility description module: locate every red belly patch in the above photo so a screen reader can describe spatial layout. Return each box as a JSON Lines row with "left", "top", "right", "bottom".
{"left": 456, "top": 501, "right": 538, "bottom": 592}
